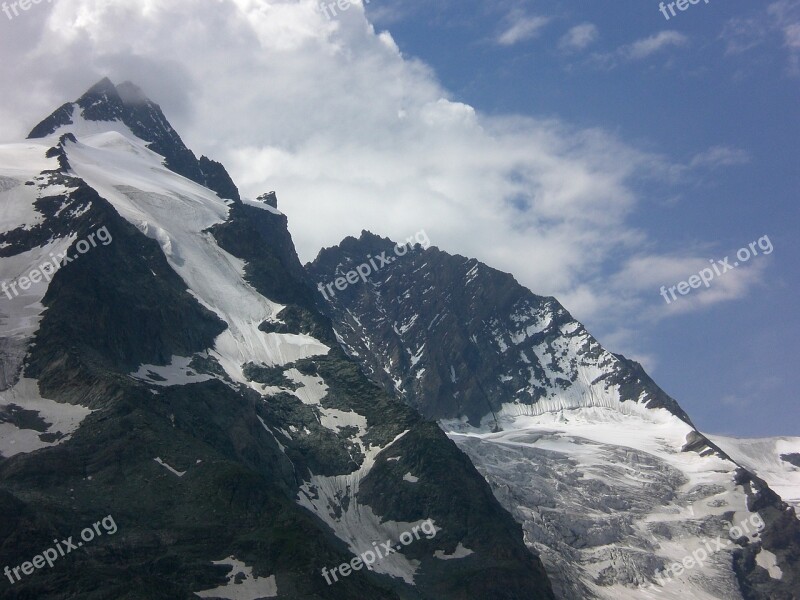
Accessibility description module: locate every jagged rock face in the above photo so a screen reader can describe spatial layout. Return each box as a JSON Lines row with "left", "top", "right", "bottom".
{"left": 0, "top": 81, "right": 556, "bottom": 599}
{"left": 257, "top": 191, "right": 279, "bottom": 208}
{"left": 784, "top": 454, "right": 800, "bottom": 468}
{"left": 308, "top": 232, "right": 800, "bottom": 600}
{"left": 307, "top": 232, "right": 691, "bottom": 426}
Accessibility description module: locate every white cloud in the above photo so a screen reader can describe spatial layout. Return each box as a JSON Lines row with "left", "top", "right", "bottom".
{"left": 719, "top": 394, "right": 752, "bottom": 409}
{"left": 690, "top": 146, "right": 751, "bottom": 169}
{"left": 610, "top": 249, "right": 771, "bottom": 320}
{"left": 559, "top": 23, "right": 599, "bottom": 52}
{"left": 0, "top": 0, "right": 768, "bottom": 361}
{"left": 590, "top": 30, "right": 689, "bottom": 68}
{"left": 769, "top": 0, "right": 800, "bottom": 70}
{"left": 722, "top": 1, "right": 800, "bottom": 72}
{"left": 722, "top": 16, "right": 768, "bottom": 55}
{"left": 624, "top": 30, "right": 689, "bottom": 60}
{"left": 785, "top": 22, "right": 800, "bottom": 49}
{"left": 496, "top": 11, "right": 550, "bottom": 46}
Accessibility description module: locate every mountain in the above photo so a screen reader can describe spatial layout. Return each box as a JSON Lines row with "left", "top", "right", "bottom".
{"left": 307, "top": 231, "right": 800, "bottom": 600}
{"left": 0, "top": 80, "right": 556, "bottom": 599}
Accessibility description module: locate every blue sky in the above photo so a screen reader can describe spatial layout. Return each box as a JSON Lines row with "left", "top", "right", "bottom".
{"left": 0, "top": 0, "right": 796, "bottom": 436}
{"left": 364, "top": 0, "right": 800, "bottom": 436}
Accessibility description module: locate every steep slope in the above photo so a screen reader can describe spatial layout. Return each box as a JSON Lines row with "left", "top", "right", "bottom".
{"left": 707, "top": 436, "right": 800, "bottom": 513}
{"left": 308, "top": 231, "right": 800, "bottom": 600}
{"left": 0, "top": 81, "right": 555, "bottom": 599}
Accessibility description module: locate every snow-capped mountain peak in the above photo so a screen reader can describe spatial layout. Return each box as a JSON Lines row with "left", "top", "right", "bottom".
{"left": 28, "top": 78, "right": 240, "bottom": 203}
{"left": 0, "top": 80, "right": 556, "bottom": 599}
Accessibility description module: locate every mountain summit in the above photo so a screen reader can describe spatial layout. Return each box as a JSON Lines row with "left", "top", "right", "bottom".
{"left": 28, "top": 77, "right": 240, "bottom": 202}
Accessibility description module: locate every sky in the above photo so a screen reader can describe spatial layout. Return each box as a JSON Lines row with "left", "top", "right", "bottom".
{"left": 0, "top": 0, "right": 797, "bottom": 437}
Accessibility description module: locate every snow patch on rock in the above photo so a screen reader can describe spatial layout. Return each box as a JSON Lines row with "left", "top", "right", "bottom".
{"left": 195, "top": 556, "right": 278, "bottom": 599}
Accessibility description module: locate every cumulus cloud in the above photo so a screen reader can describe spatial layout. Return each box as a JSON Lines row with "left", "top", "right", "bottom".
{"left": 0, "top": 0, "right": 766, "bottom": 357}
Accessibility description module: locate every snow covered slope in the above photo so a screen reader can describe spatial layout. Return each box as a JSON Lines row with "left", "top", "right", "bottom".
{"left": 446, "top": 407, "right": 778, "bottom": 599}
{"left": 0, "top": 140, "right": 91, "bottom": 450}
{"left": 707, "top": 435, "right": 800, "bottom": 514}
{"left": 63, "top": 131, "right": 330, "bottom": 382}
